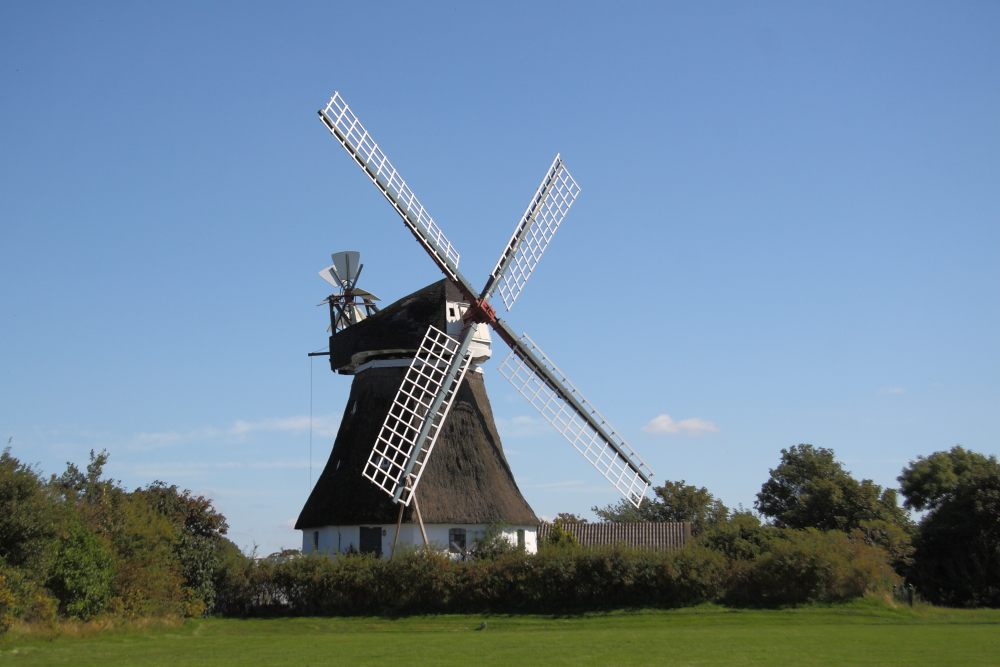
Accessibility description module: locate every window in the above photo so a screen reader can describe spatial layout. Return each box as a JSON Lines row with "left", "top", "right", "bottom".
{"left": 449, "top": 528, "right": 467, "bottom": 553}
{"left": 517, "top": 529, "right": 525, "bottom": 551}
{"left": 313, "top": 531, "right": 320, "bottom": 552}
{"left": 360, "top": 526, "right": 383, "bottom": 557}
{"left": 448, "top": 307, "right": 456, "bottom": 318}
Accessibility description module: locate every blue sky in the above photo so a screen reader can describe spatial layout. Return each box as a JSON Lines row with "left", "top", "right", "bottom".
{"left": 2, "top": 2, "right": 997, "bottom": 553}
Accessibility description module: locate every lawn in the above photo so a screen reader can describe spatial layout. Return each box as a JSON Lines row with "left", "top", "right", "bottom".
{"left": 2, "top": 601, "right": 998, "bottom": 666}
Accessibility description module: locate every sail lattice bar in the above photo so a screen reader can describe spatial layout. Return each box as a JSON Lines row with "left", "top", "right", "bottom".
{"left": 364, "top": 326, "right": 471, "bottom": 505}
{"left": 489, "top": 155, "right": 580, "bottom": 311}
{"left": 498, "top": 334, "right": 652, "bottom": 506}
{"left": 320, "top": 93, "right": 461, "bottom": 270}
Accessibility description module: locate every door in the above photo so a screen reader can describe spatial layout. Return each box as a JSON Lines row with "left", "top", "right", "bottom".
{"left": 359, "top": 526, "right": 382, "bottom": 557}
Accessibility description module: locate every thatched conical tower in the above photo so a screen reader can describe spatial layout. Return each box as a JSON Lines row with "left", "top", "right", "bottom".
{"left": 295, "top": 280, "right": 539, "bottom": 556}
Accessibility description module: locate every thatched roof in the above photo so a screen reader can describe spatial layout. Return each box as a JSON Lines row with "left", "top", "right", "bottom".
{"left": 296, "top": 281, "right": 538, "bottom": 529}
{"left": 327, "top": 279, "right": 464, "bottom": 373}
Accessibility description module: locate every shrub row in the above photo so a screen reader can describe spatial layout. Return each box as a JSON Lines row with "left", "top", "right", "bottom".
{"left": 212, "top": 529, "right": 898, "bottom": 616}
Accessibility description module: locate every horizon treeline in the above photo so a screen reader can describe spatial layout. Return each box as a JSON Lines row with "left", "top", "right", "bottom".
{"left": 1, "top": 442, "right": 998, "bottom": 630}
{"left": 589, "top": 443, "right": 1000, "bottom": 608}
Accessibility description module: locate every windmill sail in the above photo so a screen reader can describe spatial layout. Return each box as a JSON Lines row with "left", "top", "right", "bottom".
{"left": 485, "top": 155, "right": 581, "bottom": 310}
{"left": 319, "top": 93, "right": 468, "bottom": 288}
{"left": 363, "top": 325, "right": 472, "bottom": 505}
{"left": 497, "top": 330, "right": 652, "bottom": 506}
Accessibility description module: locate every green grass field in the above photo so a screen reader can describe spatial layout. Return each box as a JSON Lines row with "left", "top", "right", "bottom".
{"left": 2, "top": 601, "right": 998, "bottom": 666}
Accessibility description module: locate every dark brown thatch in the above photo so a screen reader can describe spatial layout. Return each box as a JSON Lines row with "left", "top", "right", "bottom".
{"left": 537, "top": 522, "right": 692, "bottom": 550}
{"left": 327, "top": 279, "right": 464, "bottom": 373}
{"left": 296, "top": 281, "right": 538, "bottom": 529}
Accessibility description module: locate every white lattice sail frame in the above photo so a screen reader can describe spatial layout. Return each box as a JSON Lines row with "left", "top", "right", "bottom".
{"left": 364, "top": 326, "right": 471, "bottom": 505}
{"left": 322, "top": 93, "right": 460, "bottom": 268}
{"left": 498, "top": 335, "right": 652, "bottom": 505}
{"left": 490, "top": 156, "right": 580, "bottom": 311}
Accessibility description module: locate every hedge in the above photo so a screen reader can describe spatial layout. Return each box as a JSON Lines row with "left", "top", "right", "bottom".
{"left": 213, "top": 532, "right": 898, "bottom": 617}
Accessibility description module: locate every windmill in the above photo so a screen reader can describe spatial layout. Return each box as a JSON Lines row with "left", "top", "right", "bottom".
{"left": 297, "top": 92, "right": 654, "bottom": 556}
{"left": 317, "top": 250, "right": 381, "bottom": 334}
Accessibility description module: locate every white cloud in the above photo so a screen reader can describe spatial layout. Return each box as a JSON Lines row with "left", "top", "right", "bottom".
{"left": 129, "top": 415, "right": 340, "bottom": 450}
{"left": 878, "top": 387, "right": 906, "bottom": 394}
{"left": 118, "top": 461, "right": 243, "bottom": 479}
{"left": 642, "top": 414, "right": 719, "bottom": 435}
{"left": 521, "top": 480, "right": 583, "bottom": 489}
{"left": 117, "top": 458, "right": 310, "bottom": 480}
{"left": 230, "top": 415, "right": 340, "bottom": 438}
{"left": 249, "top": 459, "right": 310, "bottom": 469}
{"left": 132, "top": 426, "right": 222, "bottom": 450}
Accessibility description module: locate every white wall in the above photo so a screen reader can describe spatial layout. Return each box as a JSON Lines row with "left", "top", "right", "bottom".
{"left": 302, "top": 524, "right": 538, "bottom": 557}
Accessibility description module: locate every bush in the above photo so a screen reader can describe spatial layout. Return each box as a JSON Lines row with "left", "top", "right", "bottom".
{"left": 727, "top": 529, "right": 899, "bottom": 605}
{"left": 470, "top": 523, "right": 520, "bottom": 560}
{"left": 106, "top": 494, "right": 186, "bottom": 618}
{"left": 544, "top": 519, "right": 580, "bottom": 549}
{"left": 46, "top": 518, "right": 115, "bottom": 619}
{"left": 851, "top": 519, "right": 914, "bottom": 572}
{"left": 0, "top": 574, "right": 16, "bottom": 634}
{"left": 0, "top": 565, "right": 56, "bottom": 631}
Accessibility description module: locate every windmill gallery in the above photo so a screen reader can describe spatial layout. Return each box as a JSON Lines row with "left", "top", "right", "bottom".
{"left": 295, "top": 93, "right": 658, "bottom": 558}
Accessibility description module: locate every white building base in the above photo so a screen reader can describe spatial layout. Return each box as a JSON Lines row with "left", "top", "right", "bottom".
{"left": 302, "top": 523, "right": 537, "bottom": 558}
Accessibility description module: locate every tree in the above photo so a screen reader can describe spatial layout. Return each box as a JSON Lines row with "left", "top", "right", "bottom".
{"left": 593, "top": 480, "right": 728, "bottom": 534}
{"left": 899, "top": 447, "right": 1000, "bottom": 607}
{"left": 52, "top": 452, "right": 188, "bottom": 617}
{"left": 554, "top": 513, "right": 587, "bottom": 524}
{"left": 696, "top": 510, "right": 774, "bottom": 561}
{"left": 138, "top": 481, "right": 229, "bottom": 539}
{"left": 0, "top": 448, "right": 61, "bottom": 574}
{"left": 108, "top": 493, "right": 186, "bottom": 617}
{"left": 898, "top": 446, "right": 997, "bottom": 511}
{"left": 135, "top": 482, "right": 229, "bottom": 613}
{"left": 755, "top": 444, "right": 909, "bottom": 532}
{"left": 0, "top": 448, "right": 233, "bottom": 626}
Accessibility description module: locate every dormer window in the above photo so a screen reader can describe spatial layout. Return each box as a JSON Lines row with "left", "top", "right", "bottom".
{"left": 449, "top": 307, "right": 455, "bottom": 318}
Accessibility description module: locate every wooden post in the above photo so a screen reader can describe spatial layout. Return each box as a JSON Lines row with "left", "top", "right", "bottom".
{"left": 411, "top": 487, "right": 430, "bottom": 547}
{"left": 390, "top": 497, "right": 405, "bottom": 558}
